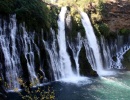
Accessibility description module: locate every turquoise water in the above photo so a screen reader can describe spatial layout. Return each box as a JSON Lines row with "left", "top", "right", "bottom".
{"left": 8, "top": 71, "right": 130, "bottom": 100}
{"left": 53, "top": 71, "right": 130, "bottom": 100}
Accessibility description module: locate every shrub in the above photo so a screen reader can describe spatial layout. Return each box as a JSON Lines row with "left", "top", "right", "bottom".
{"left": 98, "top": 23, "right": 110, "bottom": 37}
{"left": 0, "top": 77, "right": 55, "bottom": 100}
{"left": 119, "top": 29, "right": 130, "bottom": 35}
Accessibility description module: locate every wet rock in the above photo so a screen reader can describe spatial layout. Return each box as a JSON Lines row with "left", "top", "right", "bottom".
{"left": 79, "top": 45, "right": 98, "bottom": 77}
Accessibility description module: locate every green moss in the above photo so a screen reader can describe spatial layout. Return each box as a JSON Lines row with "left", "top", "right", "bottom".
{"left": 123, "top": 50, "right": 130, "bottom": 70}
{"left": 71, "top": 16, "right": 85, "bottom": 37}
{"left": 92, "top": 24, "right": 101, "bottom": 38}
{"left": 70, "top": 11, "right": 85, "bottom": 39}
{"left": 64, "top": 7, "right": 86, "bottom": 41}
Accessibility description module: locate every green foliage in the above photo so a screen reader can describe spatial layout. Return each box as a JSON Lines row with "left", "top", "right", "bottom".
{"left": 122, "top": 50, "right": 130, "bottom": 70}
{"left": 124, "top": 50, "right": 130, "bottom": 62}
{"left": 0, "top": 0, "right": 15, "bottom": 14}
{"left": 98, "top": 23, "right": 110, "bottom": 37}
{"left": 17, "top": 78, "right": 55, "bottom": 100}
{"left": 0, "top": 76, "right": 55, "bottom": 100}
{"left": 119, "top": 29, "right": 130, "bottom": 35}
{"left": 93, "top": 24, "right": 101, "bottom": 37}
{"left": 49, "top": 7, "right": 60, "bottom": 33}
{"left": 98, "top": 0, "right": 105, "bottom": 12}
{"left": 18, "top": 86, "right": 55, "bottom": 100}
{"left": 16, "top": 0, "right": 50, "bottom": 32}
{"left": 71, "top": 15, "right": 85, "bottom": 38}
{"left": 0, "top": 0, "right": 58, "bottom": 33}
{"left": 88, "top": 0, "right": 110, "bottom": 38}
{"left": 44, "top": 0, "right": 52, "bottom": 3}
{"left": 98, "top": 2, "right": 108, "bottom": 17}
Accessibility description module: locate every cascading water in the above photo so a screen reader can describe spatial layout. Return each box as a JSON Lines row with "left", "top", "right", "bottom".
{"left": 21, "top": 25, "right": 39, "bottom": 86}
{"left": 81, "top": 12, "right": 115, "bottom": 76}
{"left": 0, "top": 7, "right": 130, "bottom": 92}
{"left": 111, "top": 36, "right": 130, "bottom": 69}
{"left": 100, "top": 36, "right": 112, "bottom": 69}
{"left": 69, "top": 33, "right": 82, "bottom": 76}
{"left": 55, "top": 7, "right": 89, "bottom": 83}
{"left": 0, "top": 15, "right": 20, "bottom": 90}
{"left": 81, "top": 12, "right": 103, "bottom": 75}
{"left": 100, "top": 36, "right": 130, "bottom": 69}
{"left": 57, "top": 7, "right": 75, "bottom": 78}
{"left": 0, "top": 15, "right": 41, "bottom": 90}
{"left": 43, "top": 29, "right": 61, "bottom": 80}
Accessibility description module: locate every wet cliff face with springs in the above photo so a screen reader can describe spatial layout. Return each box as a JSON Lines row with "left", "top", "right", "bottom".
{"left": 0, "top": 6, "right": 130, "bottom": 91}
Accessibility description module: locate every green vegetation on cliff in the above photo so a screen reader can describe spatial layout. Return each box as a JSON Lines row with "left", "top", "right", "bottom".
{"left": 0, "top": 0, "right": 59, "bottom": 33}
{"left": 55, "top": 0, "right": 111, "bottom": 38}
{"left": 123, "top": 50, "right": 130, "bottom": 70}
{"left": 0, "top": 0, "right": 119, "bottom": 37}
{"left": 91, "top": 0, "right": 130, "bottom": 37}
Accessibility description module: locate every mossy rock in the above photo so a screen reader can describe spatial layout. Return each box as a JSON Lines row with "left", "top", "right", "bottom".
{"left": 69, "top": 14, "right": 85, "bottom": 39}
{"left": 122, "top": 50, "right": 130, "bottom": 70}
{"left": 79, "top": 45, "right": 98, "bottom": 77}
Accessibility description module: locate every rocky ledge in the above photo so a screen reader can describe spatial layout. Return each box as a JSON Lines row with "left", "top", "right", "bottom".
{"left": 102, "top": 0, "right": 130, "bottom": 32}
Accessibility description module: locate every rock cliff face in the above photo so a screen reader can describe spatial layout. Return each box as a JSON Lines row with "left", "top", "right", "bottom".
{"left": 102, "top": 0, "right": 130, "bottom": 32}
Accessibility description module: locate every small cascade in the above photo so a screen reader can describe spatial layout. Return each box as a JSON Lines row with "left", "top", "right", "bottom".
{"left": 21, "top": 25, "right": 39, "bottom": 86}
{"left": 0, "top": 15, "right": 20, "bottom": 90}
{"left": 69, "top": 33, "right": 82, "bottom": 76}
{"left": 57, "top": 7, "right": 75, "bottom": 78}
{"left": 81, "top": 12, "right": 115, "bottom": 76}
{"left": 112, "top": 36, "right": 130, "bottom": 69}
{"left": 83, "top": 39, "right": 97, "bottom": 71}
{"left": 43, "top": 29, "right": 61, "bottom": 80}
{"left": 100, "top": 36, "right": 112, "bottom": 69}
{"left": 100, "top": 36, "right": 130, "bottom": 70}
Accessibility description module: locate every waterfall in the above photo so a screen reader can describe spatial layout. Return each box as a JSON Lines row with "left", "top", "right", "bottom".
{"left": 21, "top": 25, "right": 39, "bottom": 86}
{"left": 81, "top": 12, "right": 103, "bottom": 75}
{"left": 1, "top": 8, "right": 130, "bottom": 91}
{"left": 100, "top": 36, "right": 112, "bottom": 69}
{"left": 81, "top": 12, "right": 115, "bottom": 76}
{"left": 43, "top": 29, "right": 61, "bottom": 80}
{"left": 0, "top": 15, "right": 41, "bottom": 90}
{"left": 112, "top": 36, "right": 130, "bottom": 69}
{"left": 57, "top": 7, "right": 75, "bottom": 78}
{"left": 100, "top": 36, "right": 130, "bottom": 69}
{"left": 69, "top": 33, "right": 82, "bottom": 76}
{"left": 0, "top": 15, "right": 21, "bottom": 90}
{"left": 43, "top": 7, "right": 86, "bottom": 82}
